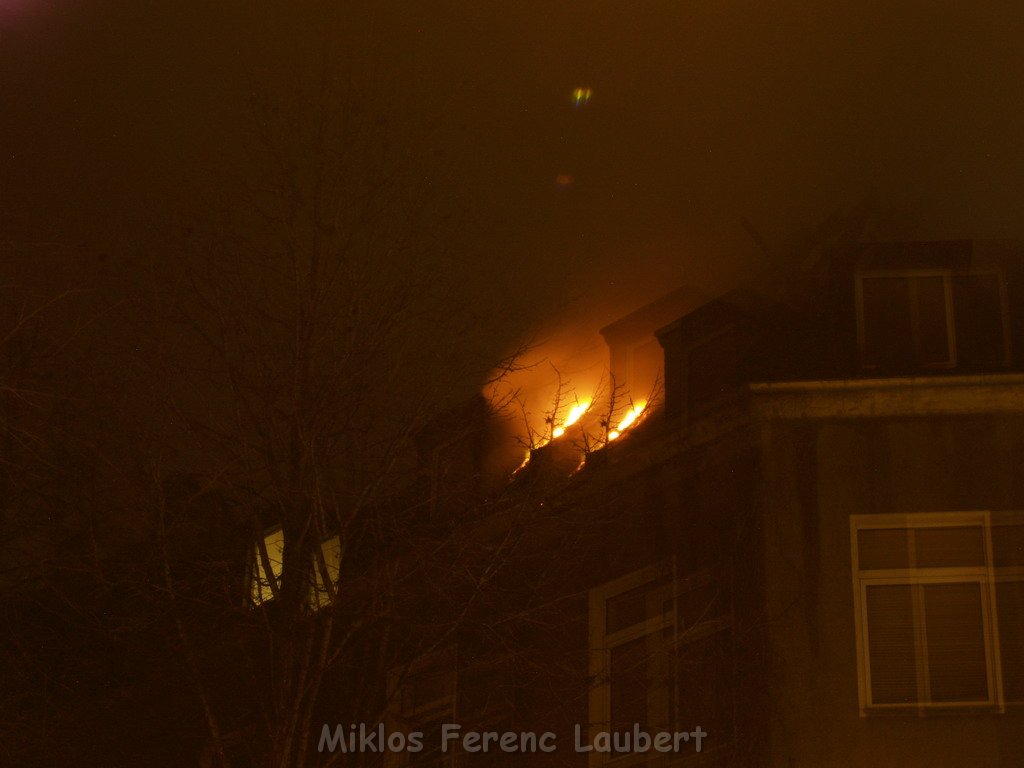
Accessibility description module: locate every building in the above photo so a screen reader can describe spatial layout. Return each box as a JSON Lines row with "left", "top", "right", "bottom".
{"left": 387, "top": 239, "right": 1024, "bottom": 768}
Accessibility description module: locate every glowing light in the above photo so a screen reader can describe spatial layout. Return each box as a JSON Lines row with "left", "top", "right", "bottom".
{"left": 555, "top": 173, "right": 574, "bottom": 187}
{"left": 512, "top": 450, "right": 531, "bottom": 475}
{"left": 565, "top": 400, "right": 592, "bottom": 427}
{"left": 607, "top": 401, "right": 646, "bottom": 442}
{"left": 551, "top": 398, "right": 592, "bottom": 440}
{"left": 572, "top": 87, "right": 592, "bottom": 107}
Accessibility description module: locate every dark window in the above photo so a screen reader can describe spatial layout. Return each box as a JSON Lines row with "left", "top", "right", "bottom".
{"left": 686, "top": 327, "right": 740, "bottom": 414}
{"left": 852, "top": 513, "right": 1024, "bottom": 710}
{"left": 859, "top": 271, "right": 1008, "bottom": 371}
{"left": 592, "top": 565, "right": 733, "bottom": 759}
{"left": 457, "top": 660, "right": 518, "bottom": 768}
{"left": 922, "top": 583, "right": 989, "bottom": 702}
{"left": 997, "top": 580, "right": 1024, "bottom": 701}
{"left": 865, "top": 584, "right": 918, "bottom": 704}
{"left": 857, "top": 528, "right": 911, "bottom": 570}
{"left": 864, "top": 581, "right": 989, "bottom": 704}
{"left": 391, "top": 652, "right": 456, "bottom": 768}
{"left": 952, "top": 274, "right": 1007, "bottom": 366}
{"left": 609, "top": 637, "right": 657, "bottom": 734}
{"left": 860, "top": 275, "right": 951, "bottom": 369}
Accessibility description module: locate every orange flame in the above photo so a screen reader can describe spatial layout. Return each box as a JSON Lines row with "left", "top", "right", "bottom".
{"left": 551, "top": 399, "right": 592, "bottom": 439}
{"left": 607, "top": 401, "right": 646, "bottom": 441}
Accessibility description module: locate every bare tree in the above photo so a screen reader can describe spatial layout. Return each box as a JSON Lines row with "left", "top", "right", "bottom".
{"left": 121, "top": 48, "right": 542, "bottom": 767}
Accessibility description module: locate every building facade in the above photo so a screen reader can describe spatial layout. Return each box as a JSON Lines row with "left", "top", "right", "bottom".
{"left": 388, "top": 240, "right": 1024, "bottom": 768}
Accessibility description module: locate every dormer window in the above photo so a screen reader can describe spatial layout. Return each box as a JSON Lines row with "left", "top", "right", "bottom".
{"left": 856, "top": 270, "right": 1009, "bottom": 371}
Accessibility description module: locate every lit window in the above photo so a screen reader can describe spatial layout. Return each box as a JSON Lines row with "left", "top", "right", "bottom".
{"left": 587, "top": 562, "right": 733, "bottom": 763}
{"left": 310, "top": 535, "right": 342, "bottom": 609}
{"left": 250, "top": 528, "right": 284, "bottom": 605}
{"left": 850, "top": 511, "right": 1024, "bottom": 713}
{"left": 856, "top": 270, "right": 1009, "bottom": 371}
{"left": 248, "top": 528, "right": 340, "bottom": 609}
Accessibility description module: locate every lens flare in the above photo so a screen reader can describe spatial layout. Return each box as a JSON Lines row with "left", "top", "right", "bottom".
{"left": 572, "top": 87, "right": 592, "bottom": 107}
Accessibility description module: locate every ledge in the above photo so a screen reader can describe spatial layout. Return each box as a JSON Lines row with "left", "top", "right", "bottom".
{"left": 748, "top": 373, "right": 1024, "bottom": 419}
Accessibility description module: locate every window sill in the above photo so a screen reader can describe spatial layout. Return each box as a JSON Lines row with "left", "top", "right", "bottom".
{"left": 860, "top": 702, "right": 1005, "bottom": 718}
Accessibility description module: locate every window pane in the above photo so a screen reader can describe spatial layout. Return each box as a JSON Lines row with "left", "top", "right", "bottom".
{"left": 630, "top": 338, "right": 664, "bottom": 399}
{"left": 858, "top": 528, "right": 911, "bottom": 570}
{"left": 610, "top": 637, "right": 651, "bottom": 735}
{"left": 915, "top": 276, "right": 951, "bottom": 365}
{"left": 686, "top": 328, "right": 739, "bottom": 412}
{"left": 861, "top": 276, "right": 913, "bottom": 368}
{"left": 310, "top": 536, "right": 341, "bottom": 607}
{"left": 922, "top": 583, "right": 990, "bottom": 702}
{"left": 606, "top": 576, "right": 671, "bottom": 634}
{"left": 992, "top": 522, "right": 1024, "bottom": 568}
{"left": 674, "top": 631, "right": 733, "bottom": 745}
{"left": 866, "top": 584, "right": 918, "bottom": 704}
{"left": 251, "top": 529, "right": 285, "bottom": 604}
{"left": 996, "top": 581, "right": 1024, "bottom": 701}
{"left": 915, "top": 526, "right": 986, "bottom": 568}
{"left": 952, "top": 274, "right": 1006, "bottom": 366}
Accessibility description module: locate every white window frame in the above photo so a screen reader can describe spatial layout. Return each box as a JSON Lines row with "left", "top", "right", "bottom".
{"left": 990, "top": 511, "right": 1024, "bottom": 704}
{"left": 855, "top": 268, "right": 1011, "bottom": 370}
{"left": 850, "top": 511, "right": 1005, "bottom": 715}
{"left": 588, "top": 561, "right": 732, "bottom": 767}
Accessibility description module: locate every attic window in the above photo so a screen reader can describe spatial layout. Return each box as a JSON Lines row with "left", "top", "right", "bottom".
{"left": 626, "top": 337, "right": 664, "bottom": 400}
{"left": 856, "top": 270, "right": 1009, "bottom": 371}
{"left": 686, "top": 325, "right": 740, "bottom": 415}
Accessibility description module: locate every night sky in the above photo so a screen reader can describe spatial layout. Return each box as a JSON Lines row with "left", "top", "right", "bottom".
{"left": 4, "top": 0, "right": 1024, "bottom": 332}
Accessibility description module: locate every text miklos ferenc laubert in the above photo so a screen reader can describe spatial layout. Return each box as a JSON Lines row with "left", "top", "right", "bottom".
{"left": 318, "top": 723, "right": 708, "bottom": 754}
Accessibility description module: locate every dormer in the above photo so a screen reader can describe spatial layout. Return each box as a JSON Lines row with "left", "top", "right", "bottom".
{"left": 656, "top": 299, "right": 745, "bottom": 421}
{"left": 831, "top": 240, "right": 1022, "bottom": 375}
{"left": 599, "top": 286, "right": 708, "bottom": 403}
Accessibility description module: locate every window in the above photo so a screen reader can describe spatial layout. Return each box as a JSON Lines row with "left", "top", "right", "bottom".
{"left": 248, "top": 528, "right": 341, "bottom": 609}
{"left": 626, "top": 337, "right": 665, "bottom": 402}
{"left": 685, "top": 326, "right": 740, "bottom": 417}
{"left": 856, "top": 270, "right": 1009, "bottom": 371}
{"left": 250, "top": 528, "right": 284, "bottom": 605}
{"left": 588, "top": 562, "right": 733, "bottom": 764}
{"left": 850, "top": 511, "right": 1024, "bottom": 714}
{"left": 459, "top": 657, "right": 517, "bottom": 768}
{"left": 388, "top": 649, "right": 457, "bottom": 768}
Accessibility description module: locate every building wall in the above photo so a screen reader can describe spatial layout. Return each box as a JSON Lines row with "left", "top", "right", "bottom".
{"left": 759, "top": 414, "right": 1024, "bottom": 767}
